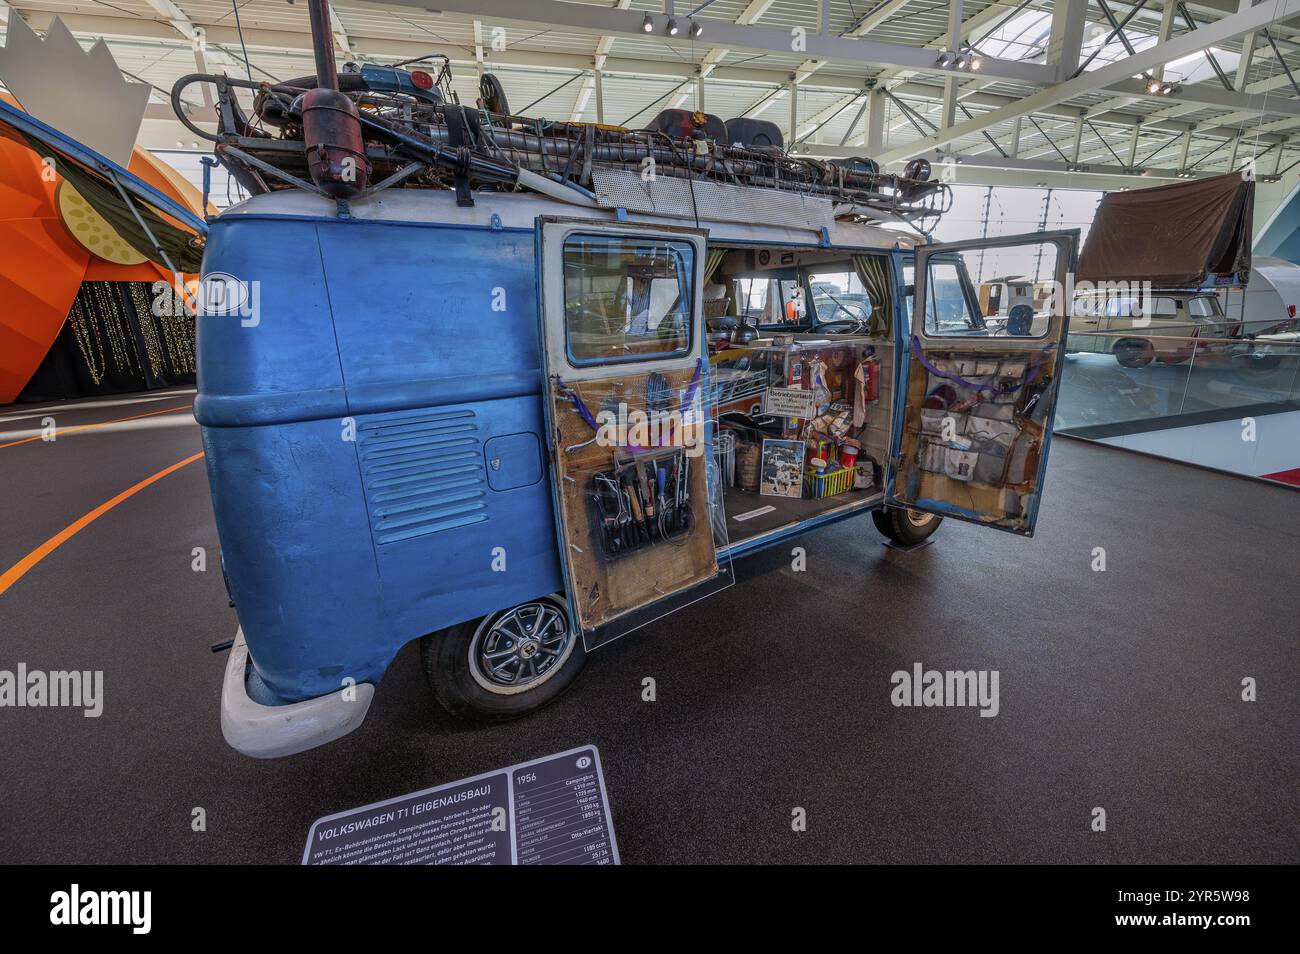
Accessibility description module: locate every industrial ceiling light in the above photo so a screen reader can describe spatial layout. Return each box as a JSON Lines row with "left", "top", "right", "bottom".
{"left": 690, "top": 20, "right": 703, "bottom": 38}
{"left": 936, "top": 50, "right": 956, "bottom": 68}
{"left": 642, "top": 13, "right": 654, "bottom": 32}
{"left": 666, "top": 17, "right": 679, "bottom": 36}
{"left": 1145, "top": 79, "right": 1180, "bottom": 96}
{"left": 968, "top": 53, "right": 983, "bottom": 71}
{"left": 957, "top": 54, "right": 970, "bottom": 70}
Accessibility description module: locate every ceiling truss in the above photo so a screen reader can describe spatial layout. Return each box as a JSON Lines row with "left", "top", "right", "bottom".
{"left": 2, "top": 0, "right": 1299, "bottom": 186}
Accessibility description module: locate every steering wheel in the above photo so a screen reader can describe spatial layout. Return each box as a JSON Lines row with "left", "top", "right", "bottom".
{"left": 815, "top": 319, "right": 870, "bottom": 335}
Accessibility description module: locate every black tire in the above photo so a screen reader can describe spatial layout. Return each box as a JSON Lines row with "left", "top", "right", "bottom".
{"left": 1114, "top": 338, "right": 1154, "bottom": 368}
{"left": 1235, "top": 352, "right": 1282, "bottom": 372}
{"left": 872, "top": 506, "right": 942, "bottom": 546}
{"left": 421, "top": 595, "right": 585, "bottom": 723}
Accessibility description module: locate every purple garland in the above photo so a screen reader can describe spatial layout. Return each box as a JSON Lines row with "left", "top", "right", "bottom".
{"left": 910, "top": 335, "right": 1054, "bottom": 397}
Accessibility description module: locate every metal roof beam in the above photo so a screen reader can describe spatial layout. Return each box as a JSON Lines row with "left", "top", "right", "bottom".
{"left": 871, "top": 0, "right": 1300, "bottom": 166}
{"left": 371, "top": 0, "right": 1058, "bottom": 85}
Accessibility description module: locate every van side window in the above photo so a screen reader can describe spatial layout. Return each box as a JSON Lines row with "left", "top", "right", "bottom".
{"left": 563, "top": 234, "right": 694, "bottom": 364}
{"left": 733, "top": 276, "right": 801, "bottom": 326}
{"left": 734, "top": 276, "right": 774, "bottom": 322}
{"left": 1151, "top": 297, "right": 1178, "bottom": 317}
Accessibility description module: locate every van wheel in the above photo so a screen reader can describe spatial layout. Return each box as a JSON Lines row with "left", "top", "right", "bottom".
{"left": 1114, "top": 339, "right": 1154, "bottom": 368}
{"left": 873, "top": 506, "right": 942, "bottom": 546}
{"left": 421, "top": 595, "right": 585, "bottom": 723}
{"left": 1236, "top": 352, "right": 1282, "bottom": 372}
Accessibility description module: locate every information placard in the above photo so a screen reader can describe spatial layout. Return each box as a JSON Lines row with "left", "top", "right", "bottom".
{"left": 302, "top": 745, "right": 618, "bottom": 865}
{"left": 763, "top": 386, "right": 816, "bottom": 420}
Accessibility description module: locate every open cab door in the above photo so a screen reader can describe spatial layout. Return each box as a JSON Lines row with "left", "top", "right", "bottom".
{"left": 537, "top": 216, "right": 732, "bottom": 648}
{"left": 889, "top": 230, "right": 1079, "bottom": 535}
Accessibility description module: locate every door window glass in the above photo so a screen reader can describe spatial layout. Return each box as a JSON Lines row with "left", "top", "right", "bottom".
{"left": 923, "top": 243, "right": 1059, "bottom": 338}
{"left": 924, "top": 262, "right": 984, "bottom": 336}
{"left": 563, "top": 234, "right": 694, "bottom": 364}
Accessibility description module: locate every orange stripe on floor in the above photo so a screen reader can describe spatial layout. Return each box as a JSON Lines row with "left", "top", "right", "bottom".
{"left": 0, "top": 404, "right": 193, "bottom": 450}
{"left": 0, "top": 450, "right": 205, "bottom": 598}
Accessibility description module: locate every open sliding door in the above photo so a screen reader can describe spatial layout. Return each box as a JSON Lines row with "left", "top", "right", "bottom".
{"left": 889, "top": 230, "right": 1079, "bottom": 535}
{"left": 536, "top": 216, "right": 732, "bottom": 648}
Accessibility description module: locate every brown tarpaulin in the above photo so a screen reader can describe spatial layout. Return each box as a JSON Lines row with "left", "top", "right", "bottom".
{"left": 1076, "top": 172, "right": 1254, "bottom": 287}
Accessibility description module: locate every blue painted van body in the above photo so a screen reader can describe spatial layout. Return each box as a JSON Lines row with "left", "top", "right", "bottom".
{"left": 196, "top": 215, "right": 563, "bottom": 703}
{"left": 194, "top": 207, "right": 1065, "bottom": 710}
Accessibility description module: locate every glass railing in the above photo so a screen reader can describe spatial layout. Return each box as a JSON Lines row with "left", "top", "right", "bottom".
{"left": 1054, "top": 322, "right": 1300, "bottom": 484}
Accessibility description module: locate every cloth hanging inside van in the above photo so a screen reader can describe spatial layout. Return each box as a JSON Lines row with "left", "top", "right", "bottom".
{"left": 703, "top": 248, "right": 726, "bottom": 285}
{"left": 853, "top": 254, "right": 892, "bottom": 336}
{"left": 1076, "top": 172, "right": 1253, "bottom": 287}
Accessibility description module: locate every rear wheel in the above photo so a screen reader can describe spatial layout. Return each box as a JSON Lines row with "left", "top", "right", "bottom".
{"left": 1235, "top": 351, "right": 1282, "bottom": 372}
{"left": 1114, "top": 338, "right": 1154, "bottom": 368}
{"left": 421, "top": 595, "right": 585, "bottom": 723}
{"left": 872, "top": 506, "right": 942, "bottom": 546}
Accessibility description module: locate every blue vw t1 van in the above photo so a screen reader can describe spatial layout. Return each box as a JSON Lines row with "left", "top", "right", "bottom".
{"left": 0, "top": 71, "right": 1078, "bottom": 758}
{"left": 195, "top": 180, "right": 1077, "bottom": 757}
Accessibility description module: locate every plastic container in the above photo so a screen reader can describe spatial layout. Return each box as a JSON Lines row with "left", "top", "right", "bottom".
{"left": 805, "top": 465, "right": 855, "bottom": 499}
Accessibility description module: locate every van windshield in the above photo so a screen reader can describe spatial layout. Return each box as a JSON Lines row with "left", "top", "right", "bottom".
{"left": 807, "top": 267, "right": 873, "bottom": 325}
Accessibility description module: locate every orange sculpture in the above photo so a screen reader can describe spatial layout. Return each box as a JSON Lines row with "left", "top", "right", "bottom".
{"left": 0, "top": 91, "right": 209, "bottom": 403}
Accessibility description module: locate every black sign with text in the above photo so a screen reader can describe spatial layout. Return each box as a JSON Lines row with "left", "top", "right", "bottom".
{"left": 302, "top": 745, "right": 618, "bottom": 865}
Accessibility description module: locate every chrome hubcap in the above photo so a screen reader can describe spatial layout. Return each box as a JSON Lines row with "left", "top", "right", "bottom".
{"left": 470, "top": 601, "right": 573, "bottom": 694}
{"left": 905, "top": 508, "right": 934, "bottom": 527}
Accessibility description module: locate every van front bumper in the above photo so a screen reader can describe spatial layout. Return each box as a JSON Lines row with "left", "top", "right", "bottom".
{"left": 221, "top": 628, "right": 374, "bottom": 759}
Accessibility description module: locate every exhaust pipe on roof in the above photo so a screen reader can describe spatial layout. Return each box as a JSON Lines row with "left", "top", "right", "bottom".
{"left": 301, "top": 0, "right": 369, "bottom": 198}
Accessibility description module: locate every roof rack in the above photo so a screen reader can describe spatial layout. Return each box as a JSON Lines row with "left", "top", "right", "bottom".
{"left": 171, "top": 65, "right": 951, "bottom": 231}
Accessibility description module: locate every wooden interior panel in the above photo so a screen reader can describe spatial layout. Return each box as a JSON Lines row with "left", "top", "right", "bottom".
{"left": 549, "top": 367, "right": 718, "bottom": 631}
{"left": 895, "top": 345, "right": 1057, "bottom": 529}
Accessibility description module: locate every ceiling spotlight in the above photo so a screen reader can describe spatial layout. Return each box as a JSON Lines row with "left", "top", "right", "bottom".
{"left": 936, "top": 50, "right": 956, "bottom": 68}
{"left": 690, "top": 19, "right": 703, "bottom": 38}
{"left": 957, "top": 55, "right": 970, "bottom": 70}
{"left": 641, "top": 13, "right": 654, "bottom": 32}
{"left": 1145, "top": 79, "right": 1180, "bottom": 96}
{"left": 666, "top": 17, "right": 679, "bottom": 36}
{"left": 969, "top": 54, "right": 983, "bottom": 71}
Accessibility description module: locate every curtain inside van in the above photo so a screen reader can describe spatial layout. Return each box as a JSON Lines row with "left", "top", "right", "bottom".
{"left": 853, "top": 254, "right": 892, "bottom": 337}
